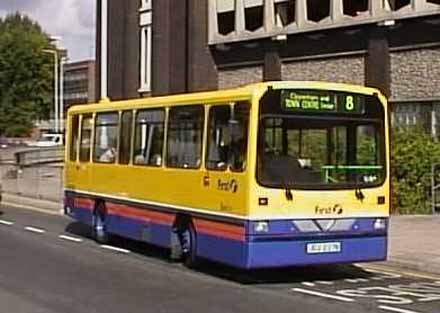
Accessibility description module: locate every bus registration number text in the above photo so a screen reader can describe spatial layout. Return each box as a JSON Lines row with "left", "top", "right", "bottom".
{"left": 307, "top": 242, "right": 341, "bottom": 254}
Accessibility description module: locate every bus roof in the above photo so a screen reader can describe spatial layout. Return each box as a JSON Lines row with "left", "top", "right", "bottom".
{"left": 67, "top": 81, "right": 384, "bottom": 115}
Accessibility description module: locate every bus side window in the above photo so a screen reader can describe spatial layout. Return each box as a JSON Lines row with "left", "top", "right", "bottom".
{"left": 93, "top": 112, "right": 119, "bottom": 163}
{"left": 69, "top": 115, "right": 79, "bottom": 161}
{"left": 167, "top": 105, "right": 204, "bottom": 169}
{"left": 79, "top": 114, "right": 93, "bottom": 162}
{"left": 230, "top": 102, "right": 249, "bottom": 172}
{"left": 134, "top": 109, "right": 165, "bottom": 167}
{"left": 119, "top": 111, "right": 133, "bottom": 165}
{"left": 206, "top": 105, "right": 230, "bottom": 171}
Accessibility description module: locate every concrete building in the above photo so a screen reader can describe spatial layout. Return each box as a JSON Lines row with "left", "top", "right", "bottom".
{"left": 96, "top": 0, "right": 440, "bottom": 134}
{"left": 64, "top": 60, "right": 96, "bottom": 109}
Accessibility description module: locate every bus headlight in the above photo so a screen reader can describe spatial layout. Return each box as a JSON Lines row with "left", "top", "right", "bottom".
{"left": 373, "top": 218, "right": 387, "bottom": 230}
{"left": 254, "top": 221, "right": 269, "bottom": 233}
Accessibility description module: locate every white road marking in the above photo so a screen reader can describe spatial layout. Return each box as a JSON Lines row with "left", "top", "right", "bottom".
{"left": 291, "top": 288, "right": 355, "bottom": 302}
{"left": 315, "top": 280, "right": 334, "bottom": 285}
{"left": 100, "top": 245, "right": 130, "bottom": 254}
{"left": 301, "top": 282, "right": 316, "bottom": 287}
{"left": 378, "top": 305, "right": 421, "bottom": 313}
{"left": 0, "top": 219, "right": 14, "bottom": 226}
{"left": 345, "top": 278, "right": 369, "bottom": 283}
{"left": 365, "top": 269, "right": 402, "bottom": 279}
{"left": 24, "top": 226, "right": 46, "bottom": 234}
{"left": 58, "top": 235, "right": 83, "bottom": 243}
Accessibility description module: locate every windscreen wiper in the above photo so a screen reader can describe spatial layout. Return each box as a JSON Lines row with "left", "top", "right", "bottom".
{"left": 354, "top": 174, "right": 365, "bottom": 202}
{"left": 282, "top": 179, "right": 293, "bottom": 201}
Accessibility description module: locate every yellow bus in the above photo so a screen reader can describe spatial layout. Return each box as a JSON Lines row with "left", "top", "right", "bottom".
{"left": 64, "top": 81, "right": 390, "bottom": 269}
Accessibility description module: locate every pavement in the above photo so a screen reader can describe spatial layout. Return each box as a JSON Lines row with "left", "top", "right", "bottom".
{"left": 2, "top": 191, "right": 440, "bottom": 278}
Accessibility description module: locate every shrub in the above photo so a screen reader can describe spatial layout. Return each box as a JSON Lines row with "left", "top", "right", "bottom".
{"left": 391, "top": 128, "right": 440, "bottom": 214}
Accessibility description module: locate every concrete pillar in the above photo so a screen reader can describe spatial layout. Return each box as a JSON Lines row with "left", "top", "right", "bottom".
{"left": 365, "top": 27, "right": 390, "bottom": 97}
{"left": 296, "top": 0, "right": 309, "bottom": 27}
{"left": 370, "top": 0, "right": 384, "bottom": 16}
{"left": 235, "top": 0, "right": 246, "bottom": 33}
{"left": 263, "top": 42, "right": 282, "bottom": 81}
{"left": 330, "top": 0, "right": 345, "bottom": 22}
{"left": 208, "top": 0, "right": 219, "bottom": 40}
{"left": 264, "top": 0, "right": 276, "bottom": 31}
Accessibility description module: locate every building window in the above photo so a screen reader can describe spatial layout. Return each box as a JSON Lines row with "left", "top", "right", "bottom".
{"left": 139, "top": 3, "right": 152, "bottom": 92}
{"left": 385, "top": 0, "right": 410, "bottom": 11}
{"left": 343, "top": 0, "right": 368, "bottom": 17}
{"left": 307, "top": 0, "right": 330, "bottom": 22}
{"left": 275, "top": 0, "right": 296, "bottom": 27}
{"left": 140, "top": 0, "right": 152, "bottom": 11}
{"left": 245, "top": 5, "right": 264, "bottom": 31}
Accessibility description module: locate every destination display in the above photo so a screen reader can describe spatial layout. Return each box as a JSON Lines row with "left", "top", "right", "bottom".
{"left": 281, "top": 90, "right": 364, "bottom": 114}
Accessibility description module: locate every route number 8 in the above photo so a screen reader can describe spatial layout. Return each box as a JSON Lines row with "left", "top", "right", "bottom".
{"left": 346, "top": 96, "right": 355, "bottom": 111}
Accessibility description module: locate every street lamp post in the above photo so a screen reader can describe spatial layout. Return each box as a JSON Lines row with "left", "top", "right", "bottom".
{"left": 43, "top": 49, "right": 59, "bottom": 133}
{"left": 60, "top": 56, "right": 67, "bottom": 133}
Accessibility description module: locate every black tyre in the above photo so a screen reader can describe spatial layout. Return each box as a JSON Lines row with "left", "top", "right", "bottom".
{"left": 93, "top": 202, "right": 110, "bottom": 244}
{"left": 180, "top": 221, "right": 199, "bottom": 268}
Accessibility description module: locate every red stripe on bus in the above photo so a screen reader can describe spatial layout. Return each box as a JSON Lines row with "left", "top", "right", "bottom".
{"left": 74, "top": 198, "right": 95, "bottom": 211}
{"left": 194, "top": 219, "right": 245, "bottom": 242}
{"left": 106, "top": 202, "right": 174, "bottom": 226}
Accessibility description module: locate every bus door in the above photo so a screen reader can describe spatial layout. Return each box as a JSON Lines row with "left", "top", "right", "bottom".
{"left": 75, "top": 114, "right": 94, "bottom": 191}
{"left": 204, "top": 102, "right": 250, "bottom": 216}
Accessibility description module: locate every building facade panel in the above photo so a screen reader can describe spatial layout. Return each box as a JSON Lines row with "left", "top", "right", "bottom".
{"left": 218, "top": 66, "right": 263, "bottom": 89}
{"left": 282, "top": 56, "right": 365, "bottom": 86}
{"left": 390, "top": 47, "right": 440, "bottom": 101}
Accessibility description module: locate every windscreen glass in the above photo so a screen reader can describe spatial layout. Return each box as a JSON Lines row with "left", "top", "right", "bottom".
{"left": 258, "top": 89, "right": 386, "bottom": 189}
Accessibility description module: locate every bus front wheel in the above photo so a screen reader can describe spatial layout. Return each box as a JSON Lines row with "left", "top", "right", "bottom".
{"left": 93, "top": 202, "right": 109, "bottom": 244}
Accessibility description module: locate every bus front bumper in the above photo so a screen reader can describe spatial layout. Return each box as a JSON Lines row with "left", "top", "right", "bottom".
{"left": 243, "top": 235, "right": 387, "bottom": 269}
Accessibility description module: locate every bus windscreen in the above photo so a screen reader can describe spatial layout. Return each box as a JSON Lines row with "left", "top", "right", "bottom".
{"left": 258, "top": 89, "right": 386, "bottom": 189}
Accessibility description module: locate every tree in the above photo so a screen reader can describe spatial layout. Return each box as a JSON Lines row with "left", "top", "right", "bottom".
{"left": 0, "top": 12, "right": 54, "bottom": 137}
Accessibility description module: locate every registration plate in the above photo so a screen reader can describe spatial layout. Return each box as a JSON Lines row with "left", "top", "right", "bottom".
{"left": 306, "top": 242, "right": 341, "bottom": 254}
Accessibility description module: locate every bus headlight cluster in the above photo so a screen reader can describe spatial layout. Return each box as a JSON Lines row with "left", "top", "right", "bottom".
{"left": 254, "top": 221, "right": 269, "bottom": 233}
{"left": 373, "top": 218, "right": 387, "bottom": 230}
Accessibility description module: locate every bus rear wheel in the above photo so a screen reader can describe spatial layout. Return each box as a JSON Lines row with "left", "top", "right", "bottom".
{"left": 93, "top": 202, "right": 110, "bottom": 244}
{"left": 180, "top": 221, "right": 199, "bottom": 268}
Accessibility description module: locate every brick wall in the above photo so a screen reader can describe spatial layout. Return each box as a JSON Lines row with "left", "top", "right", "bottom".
{"left": 218, "top": 66, "right": 263, "bottom": 89}
{"left": 390, "top": 47, "right": 440, "bottom": 101}
{"left": 282, "top": 56, "right": 365, "bottom": 86}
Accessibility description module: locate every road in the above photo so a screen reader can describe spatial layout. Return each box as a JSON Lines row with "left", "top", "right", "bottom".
{"left": 0, "top": 205, "right": 439, "bottom": 313}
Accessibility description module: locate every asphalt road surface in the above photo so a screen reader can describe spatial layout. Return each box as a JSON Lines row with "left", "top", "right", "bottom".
{"left": 0, "top": 205, "right": 439, "bottom": 313}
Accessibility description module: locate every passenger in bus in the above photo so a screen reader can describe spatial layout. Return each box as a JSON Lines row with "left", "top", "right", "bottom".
{"left": 99, "top": 147, "right": 116, "bottom": 163}
{"left": 134, "top": 153, "right": 146, "bottom": 164}
{"left": 150, "top": 154, "right": 162, "bottom": 166}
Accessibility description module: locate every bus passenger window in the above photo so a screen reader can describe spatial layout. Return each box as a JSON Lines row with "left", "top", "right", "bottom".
{"left": 69, "top": 115, "right": 79, "bottom": 161}
{"left": 167, "top": 106, "right": 204, "bottom": 169}
{"left": 230, "top": 102, "right": 249, "bottom": 172}
{"left": 119, "top": 111, "right": 133, "bottom": 165}
{"left": 134, "top": 109, "right": 165, "bottom": 167}
{"left": 94, "top": 113, "right": 119, "bottom": 163}
{"left": 206, "top": 105, "right": 230, "bottom": 171}
{"left": 79, "top": 114, "right": 93, "bottom": 162}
